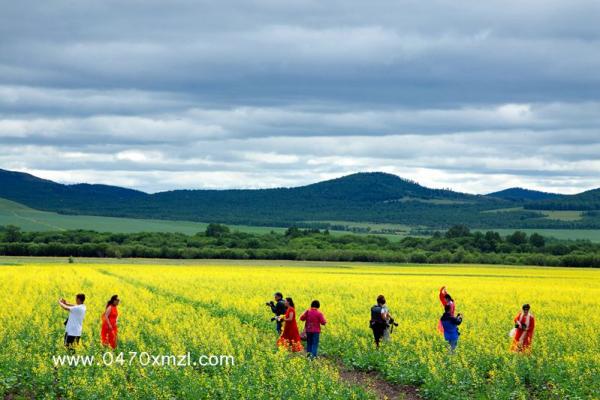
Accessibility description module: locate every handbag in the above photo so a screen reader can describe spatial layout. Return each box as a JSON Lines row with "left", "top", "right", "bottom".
{"left": 300, "top": 310, "right": 308, "bottom": 340}
{"left": 509, "top": 328, "right": 516, "bottom": 338}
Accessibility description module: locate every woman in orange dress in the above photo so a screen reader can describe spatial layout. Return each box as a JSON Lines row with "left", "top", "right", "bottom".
{"left": 511, "top": 304, "right": 535, "bottom": 353}
{"left": 101, "top": 294, "right": 120, "bottom": 349}
{"left": 276, "top": 297, "right": 303, "bottom": 352}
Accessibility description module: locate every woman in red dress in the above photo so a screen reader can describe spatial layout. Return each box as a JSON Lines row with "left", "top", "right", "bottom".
{"left": 511, "top": 304, "right": 535, "bottom": 353}
{"left": 276, "top": 297, "right": 303, "bottom": 352}
{"left": 101, "top": 294, "right": 120, "bottom": 349}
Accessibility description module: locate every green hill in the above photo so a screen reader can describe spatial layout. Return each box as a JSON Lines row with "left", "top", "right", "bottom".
{"left": 487, "top": 187, "right": 562, "bottom": 202}
{"left": 525, "top": 188, "right": 600, "bottom": 211}
{"left": 1, "top": 168, "right": 600, "bottom": 229}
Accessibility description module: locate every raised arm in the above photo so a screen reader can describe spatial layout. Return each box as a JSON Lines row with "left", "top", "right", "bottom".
{"left": 439, "top": 286, "right": 447, "bottom": 306}
{"left": 58, "top": 299, "right": 72, "bottom": 311}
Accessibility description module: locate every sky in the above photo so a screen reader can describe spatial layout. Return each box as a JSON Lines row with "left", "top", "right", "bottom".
{"left": 1, "top": 0, "right": 599, "bottom": 194}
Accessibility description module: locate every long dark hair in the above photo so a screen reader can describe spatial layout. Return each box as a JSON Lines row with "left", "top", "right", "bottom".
{"left": 285, "top": 297, "right": 295, "bottom": 308}
{"left": 106, "top": 295, "right": 119, "bottom": 308}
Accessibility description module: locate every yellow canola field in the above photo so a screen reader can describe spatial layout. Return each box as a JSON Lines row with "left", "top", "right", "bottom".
{"left": 1, "top": 261, "right": 599, "bottom": 399}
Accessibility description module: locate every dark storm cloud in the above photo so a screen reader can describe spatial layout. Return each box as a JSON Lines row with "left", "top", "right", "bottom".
{"left": 0, "top": 0, "right": 599, "bottom": 193}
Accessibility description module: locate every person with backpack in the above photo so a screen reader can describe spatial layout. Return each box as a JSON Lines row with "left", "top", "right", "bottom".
{"left": 369, "top": 295, "right": 390, "bottom": 348}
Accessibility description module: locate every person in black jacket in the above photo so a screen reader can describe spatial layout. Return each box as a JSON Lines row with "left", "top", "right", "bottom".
{"left": 267, "top": 292, "right": 287, "bottom": 334}
{"left": 369, "top": 295, "right": 390, "bottom": 348}
{"left": 440, "top": 304, "right": 463, "bottom": 353}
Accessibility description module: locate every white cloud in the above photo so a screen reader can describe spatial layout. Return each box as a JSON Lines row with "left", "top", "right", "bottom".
{"left": 0, "top": 1, "right": 599, "bottom": 193}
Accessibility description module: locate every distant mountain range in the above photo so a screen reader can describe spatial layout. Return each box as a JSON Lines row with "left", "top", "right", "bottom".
{"left": 1, "top": 168, "right": 599, "bottom": 229}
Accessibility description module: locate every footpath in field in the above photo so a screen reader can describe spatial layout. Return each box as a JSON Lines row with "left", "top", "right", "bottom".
{"left": 97, "top": 268, "right": 421, "bottom": 400}
{"left": 333, "top": 359, "right": 421, "bottom": 400}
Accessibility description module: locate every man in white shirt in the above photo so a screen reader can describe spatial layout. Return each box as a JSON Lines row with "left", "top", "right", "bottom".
{"left": 58, "top": 293, "right": 87, "bottom": 348}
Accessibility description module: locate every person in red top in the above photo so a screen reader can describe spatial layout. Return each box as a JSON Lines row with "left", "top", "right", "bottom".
{"left": 511, "top": 304, "right": 535, "bottom": 353}
{"left": 300, "top": 300, "right": 327, "bottom": 358}
{"left": 439, "top": 286, "right": 455, "bottom": 315}
{"left": 101, "top": 294, "right": 120, "bottom": 349}
{"left": 437, "top": 286, "right": 456, "bottom": 334}
{"left": 276, "top": 297, "right": 303, "bottom": 352}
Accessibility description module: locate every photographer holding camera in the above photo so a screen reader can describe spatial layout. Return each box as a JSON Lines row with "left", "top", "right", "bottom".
{"left": 370, "top": 295, "right": 390, "bottom": 348}
{"left": 266, "top": 292, "right": 287, "bottom": 334}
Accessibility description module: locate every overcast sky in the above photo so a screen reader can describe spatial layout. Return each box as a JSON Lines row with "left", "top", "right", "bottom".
{"left": 1, "top": 0, "right": 599, "bottom": 194}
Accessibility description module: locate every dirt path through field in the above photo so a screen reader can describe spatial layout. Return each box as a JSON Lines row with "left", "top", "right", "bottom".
{"left": 322, "top": 356, "right": 421, "bottom": 400}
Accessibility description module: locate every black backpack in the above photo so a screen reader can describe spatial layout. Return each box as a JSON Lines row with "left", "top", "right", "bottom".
{"left": 370, "top": 305, "right": 385, "bottom": 327}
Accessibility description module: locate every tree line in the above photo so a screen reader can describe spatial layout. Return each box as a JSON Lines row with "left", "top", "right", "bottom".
{"left": 0, "top": 224, "right": 599, "bottom": 267}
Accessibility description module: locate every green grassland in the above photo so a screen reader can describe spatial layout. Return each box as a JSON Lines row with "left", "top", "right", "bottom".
{"left": 0, "top": 197, "right": 284, "bottom": 235}
{"left": 538, "top": 210, "right": 584, "bottom": 221}
{"left": 475, "top": 228, "right": 600, "bottom": 242}
{"left": 320, "top": 218, "right": 600, "bottom": 242}
{"left": 482, "top": 207, "right": 584, "bottom": 221}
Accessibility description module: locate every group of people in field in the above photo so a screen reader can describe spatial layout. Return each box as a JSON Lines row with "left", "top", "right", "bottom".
{"left": 267, "top": 293, "right": 327, "bottom": 358}
{"left": 59, "top": 286, "right": 534, "bottom": 357}
{"left": 436, "top": 286, "right": 535, "bottom": 353}
{"left": 268, "top": 286, "right": 535, "bottom": 357}
{"left": 58, "top": 293, "right": 120, "bottom": 350}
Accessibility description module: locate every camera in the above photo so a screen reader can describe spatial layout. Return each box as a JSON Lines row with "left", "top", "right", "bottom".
{"left": 265, "top": 301, "right": 275, "bottom": 307}
{"left": 270, "top": 317, "right": 278, "bottom": 322}
{"left": 386, "top": 317, "right": 399, "bottom": 334}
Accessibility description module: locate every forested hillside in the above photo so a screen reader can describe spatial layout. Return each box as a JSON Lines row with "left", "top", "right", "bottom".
{"left": 2, "top": 169, "right": 600, "bottom": 229}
